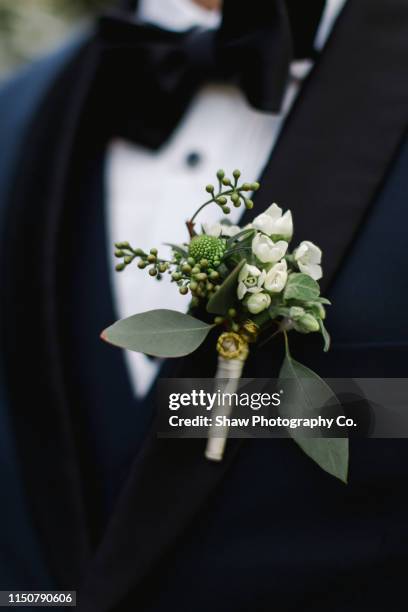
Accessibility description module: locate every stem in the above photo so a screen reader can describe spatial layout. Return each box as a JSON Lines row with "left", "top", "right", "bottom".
{"left": 186, "top": 188, "right": 235, "bottom": 238}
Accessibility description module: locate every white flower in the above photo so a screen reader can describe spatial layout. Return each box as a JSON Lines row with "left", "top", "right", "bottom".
{"left": 246, "top": 292, "right": 271, "bottom": 314}
{"left": 237, "top": 264, "right": 266, "bottom": 300}
{"left": 264, "top": 260, "right": 288, "bottom": 293}
{"left": 252, "top": 232, "right": 288, "bottom": 264}
{"left": 252, "top": 203, "right": 293, "bottom": 240}
{"left": 202, "top": 222, "right": 222, "bottom": 237}
{"left": 220, "top": 224, "right": 241, "bottom": 238}
{"left": 294, "top": 240, "right": 323, "bottom": 280}
{"left": 203, "top": 222, "right": 241, "bottom": 238}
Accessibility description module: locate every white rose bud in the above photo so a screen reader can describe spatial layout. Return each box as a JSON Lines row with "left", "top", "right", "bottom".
{"left": 294, "top": 240, "right": 323, "bottom": 280}
{"left": 246, "top": 292, "right": 271, "bottom": 314}
{"left": 264, "top": 260, "right": 288, "bottom": 293}
{"left": 237, "top": 263, "right": 266, "bottom": 300}
{"left": 252, "top": 203, "right": 293, "bottom": 240}
{"left": 252, "top": 232, "right": 288, "bottom": 264}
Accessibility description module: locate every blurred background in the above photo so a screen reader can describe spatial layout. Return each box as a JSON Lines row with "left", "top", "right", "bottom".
{"left": 0, "top": 0, "right": 110, "bottom": 77}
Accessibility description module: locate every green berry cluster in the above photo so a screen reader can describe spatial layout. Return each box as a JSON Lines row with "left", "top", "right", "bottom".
{"left": 114, "top": 243, "right": 169, "bottom": 278}
{"left": 203, "top": 169, "right": 259, "bottom": 216}
{"left": 170, "top": 251, "right": 222, "bottom": 303}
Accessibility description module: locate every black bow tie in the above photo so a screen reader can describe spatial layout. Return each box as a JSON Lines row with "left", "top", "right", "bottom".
{"left": 90, "top": 0, "right": 326, "bottom": 148}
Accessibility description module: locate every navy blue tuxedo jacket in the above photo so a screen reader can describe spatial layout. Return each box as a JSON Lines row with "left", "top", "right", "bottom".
{"left": 0, "top": 1, "right": 408, "bottom": 610}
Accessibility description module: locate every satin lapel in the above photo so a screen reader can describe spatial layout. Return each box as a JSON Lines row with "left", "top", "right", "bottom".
{"left": 0, "top": 36, "right": 99, "bottom": 585}
{"left": 80, "top": 0, "right": 408, "bottom": 608}
{"left": 242, "top": 0, "right": 408, "bottom": 293}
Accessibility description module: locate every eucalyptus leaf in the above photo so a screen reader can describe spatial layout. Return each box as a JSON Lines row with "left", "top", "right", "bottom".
{"left": 207, "top": 259, "right": 246, "bottom": 315}
{"left": 102, "top": 309, "right": 213, "bottom": 358}
{"left": 284, "top": 273, "right": 320, "bottom": 302}
{"left": 278, "top": 350, "right": 348, "bottom": 483}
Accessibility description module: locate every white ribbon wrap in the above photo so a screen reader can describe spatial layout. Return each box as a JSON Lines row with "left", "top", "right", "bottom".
{"left": 205, "top": 355, "right": 244, "bottom": 462}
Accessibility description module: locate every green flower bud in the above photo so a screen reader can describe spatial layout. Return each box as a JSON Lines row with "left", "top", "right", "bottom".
{"left": 187, "top": 257, "right": 195, "bottom": 266}
{"left": 216, "top": 169, "right": 225, "bottom": 180}
{"left": 222, "top": 177, "right": 231, "bottom": 186}
{"left": 149, "top": 268, "right": 157, "bottom": 277}
{"left": 192, "top": 266, "right": 201, "bottom": 274}
{"left": 222, "top": 206, "right": 231, "bottom": 214}
{"left": 245, "top": 199, "right": 254, "bottom": 210}
{"left": 138, "top": 260, "right": 147, "bottom": 269}
{"left": 241, "top": 183, "right": 252, "bottom": 191}
{"left": 251, "top": 182, "right": 260, "bottom": 191}
{"left": 214, "top": 316, "right": 224, "bottom": 325}
{"left": 289, "top": 306, "right": 305, "bottom": 320}
{"left": 115, "top": 250, "right": 124, "bottom": 258}
{"left": 228, "top": 308, "right": 237, "bottom": 318}
{"left": 181, "top": 263, "right": 192, "bottom": 273}
{"left": 190, "top": 297, "right": 200, "bottom": 308}
{"left": 195, "top": 272, "right": 207, "bottom": 281}
{"left": 150, "top": 248, "right": 158, "bottom": 256}
{"left": 217, "top": 196, "right": 227, "bottom": 205}
{"left": 233, "top": 169, "right": 241, "bottom": 179}
{"left": 172, "top": 272, "right": 182, "bottom": 281}
{"left": 200, "top": 259, "right": 209, "bottom": 269}
{"left": 231, "top": 192, "right": 240, "bottom": 206}
{"left": 124, "top": 255, "right": 133, "bottom": 264}
{"left": 159, "top": 263, "right": 168, "bottom": 273}
{"left": 147, "top": 254, "right": 156, "bottom": 263}
{"left": 179, "top": 286, "right": 188, "bottom": 295}
{"left": 115, "top": 263, "right": 125, "bottom": 272}
{"left": 298, "top": 313, "right": 320, "bottom": 332}
{"left": 213, "top": 259, "right": 221, "bottom": 267}
{"left": 134, "top": 248, "right": 145, "bottom": 256}
{"left": 206, "top": 184, "right": 215, "bottom": 193}
{"left": 209, "top": 270, "right": 219, "bottom": 281}
{"left": 189, "top": 281, "right": 198, "bottom": 291}
{"left": 206, "top": 282, "right": 214, "bottom": 292}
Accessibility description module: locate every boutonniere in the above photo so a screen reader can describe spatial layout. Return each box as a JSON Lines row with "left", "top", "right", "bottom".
{"left": 102, "top": 170, "right": 348, "bottom": 483}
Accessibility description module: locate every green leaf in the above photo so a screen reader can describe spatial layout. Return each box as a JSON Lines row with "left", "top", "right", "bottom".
{"left": 319, "top": 319, "right": 331, "bottom": 352}
{"left": 317, "top": 297, "right": 332, "bottom": 305}
{"left": 225, "top": 228, "right": 255, "bottom": 247}
{"left": 207, "top": 259, "right": 246, "bottom": 315}
{"left": 284, "top": 273, "right": 320, "bottom": 302}
{"left": 278, "top": 349, "right": 348, "bottom": 483}
{"left": 101, "top": 309, "right": 213, "bottom": 358}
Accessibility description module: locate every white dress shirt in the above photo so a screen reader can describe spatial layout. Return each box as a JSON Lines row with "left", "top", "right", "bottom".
{"left": 105, "top": 0, "right": 347, "bottom": 397}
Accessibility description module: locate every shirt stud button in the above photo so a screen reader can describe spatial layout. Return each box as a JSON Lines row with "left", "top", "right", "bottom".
{"left": 185, "top": 151, "right": 202, "bottom": 168}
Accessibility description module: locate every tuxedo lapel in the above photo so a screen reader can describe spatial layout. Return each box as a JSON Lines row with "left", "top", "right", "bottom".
{"left": 0, "top": 35, "right": 100, "bottom": 585}
{"left": 79, "top": 0, "right": 408, "bottom": 608}
{"left": 242, "top": 0, "right": 408, "bottom": 293}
